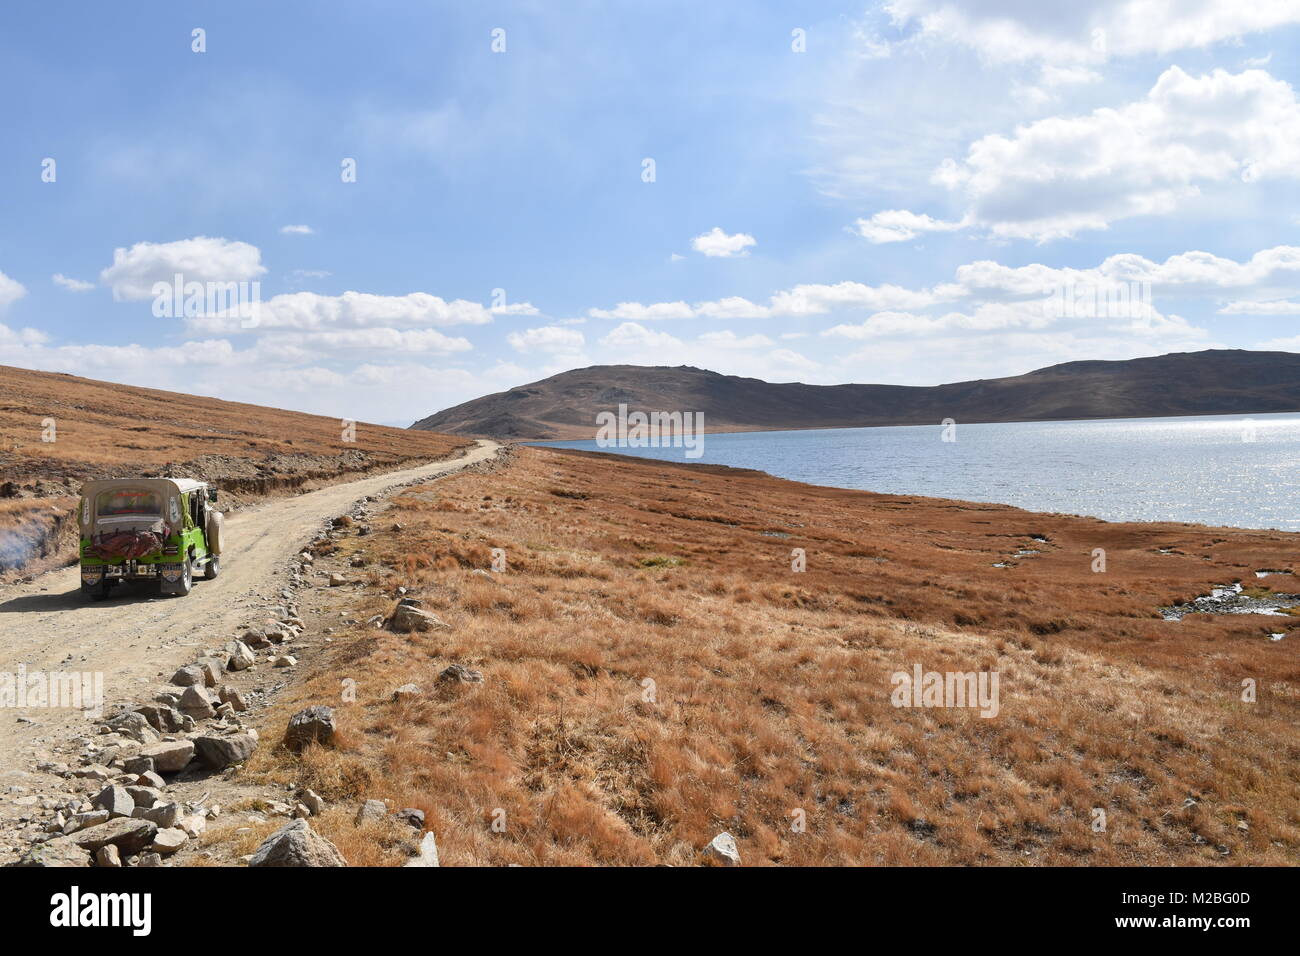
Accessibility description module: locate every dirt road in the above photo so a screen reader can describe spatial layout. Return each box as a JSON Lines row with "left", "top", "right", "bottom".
{"left": 0, "top": 439, "right": 499, "bottom": 842}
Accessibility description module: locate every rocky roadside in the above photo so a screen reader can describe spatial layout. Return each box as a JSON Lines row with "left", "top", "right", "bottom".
{"left": 0, "top": 476, "right": 473, "bottom": 868}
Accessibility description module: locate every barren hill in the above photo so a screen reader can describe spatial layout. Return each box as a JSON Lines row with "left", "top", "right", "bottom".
{"left": 410, "top": 349, "right": 1300, "bottom": 439}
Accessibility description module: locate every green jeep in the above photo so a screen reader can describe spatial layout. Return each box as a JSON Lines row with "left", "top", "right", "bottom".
{"left": 78, "top": 477, "right": 224, "bottom": 599}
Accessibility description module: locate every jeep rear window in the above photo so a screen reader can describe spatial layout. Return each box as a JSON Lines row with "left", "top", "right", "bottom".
{"left": 96, "top": 489, "right": 162, "bottom": 517}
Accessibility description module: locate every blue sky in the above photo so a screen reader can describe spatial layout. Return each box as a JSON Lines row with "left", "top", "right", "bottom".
{"left": 1, "top": 1, "right": 1299, "bottom": 425}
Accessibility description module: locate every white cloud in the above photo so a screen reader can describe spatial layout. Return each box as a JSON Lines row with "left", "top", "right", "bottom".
{"left": 186, "top": 290, "right": 494, "bottom": 334}
{"left": 506, "top": 325, "right": 586, "bottom": 353}
{"left": 0, "top": 271, "right": 28, "bottom": 311}
{"left": 917, "top": 67, "right": 1300, "bottom": 240}
{"left": 1219, "top": 299, "right": 1300, "bottom": 314}
{"left": 599, "top": 322, "right": 684, "bottom": 350}
{"left": 691, "top": 227, "right": 757, "bottom": 258}
{"left": 101, "top": 237, "right": 267, "bottom": 301}
{"left": 489, "top": 301, "right": 541, "bottom": 316}
{"left": 885, "top": 0, "right": 1300, "bottom": 64}
{"left": 280, "top": 224, "right": 314, "bottom": 235}
{"left": 589, "top": 300, "right": 695, "bottom": 321}
{"left": 853, "top": 209, "right": 966, "bottom": 244}
{"left": 52, "top": 273, "right": 94, "bottom": 293}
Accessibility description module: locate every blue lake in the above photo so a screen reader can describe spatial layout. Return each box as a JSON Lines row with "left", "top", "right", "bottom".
{"left": 533, "top": 413, "right": 1300, "bottom": 531}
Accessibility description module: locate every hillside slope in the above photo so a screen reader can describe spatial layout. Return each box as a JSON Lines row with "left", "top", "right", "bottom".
{"left": 411, "top": 350, "right": 1300, "bottom": 439}
{"left": 0, "top": 364, "right": 470, "bottom": 575}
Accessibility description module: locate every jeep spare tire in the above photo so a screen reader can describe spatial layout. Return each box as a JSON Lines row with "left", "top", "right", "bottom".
{"left": 206, "top": 510, "right": 224, "bottom": 554}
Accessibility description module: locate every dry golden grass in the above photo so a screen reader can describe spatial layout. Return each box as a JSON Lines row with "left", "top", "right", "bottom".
{"left": 0, "top": 363, "right": 466, "bottom": 478}
{"left": 243, "top": 447, "right": 1299, "bottom": 866}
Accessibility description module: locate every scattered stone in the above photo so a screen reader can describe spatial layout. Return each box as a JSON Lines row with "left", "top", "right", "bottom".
{"left": 439, "top": 664, "right": 484, "bottom": 684}
{"left": 392, "top": 683, "right": 422, "bottom": 701}
{"left": 64, "top": 810, "right": 109, "bottom": 834}
{"left": 194, "top": 733, "right": 258, "bottom": 770}
{"left": 196, "top": 659, "right": 222, "bottom": 687}
{"left": 104, "top": 712, "right": 159, "bottom": 745}
{"left": 137, "top": 770, "right": 166, "bottom": 789}
{"left": 138, "top": 740, "right": 195, "bottom": 774}
{"left": 136, "top": 703, "right": 185, "bottom": 734}
{"left": 122, "top": 756, "right": 155, "bottom": 776}
{"left": 90, "top": 785, "right": 134, "bottom": 819}
{"left": 701, "top": 832, "right": 740, "bottom": 867}
{"left": 285, "top": 706, "right": 336, "bottom": 751}
{"left": 137, "top": 852, "right": 163, "bottom": 867}
{"left": 299, "top": 789, "right": 326, "bottom": 816}
{"left": 225, "top": 640, "right": 255, "bottom": 671}
{"left": 126, "top": 786, "right": 162, "bottom": 808}
{"left": 170, "top": 664, "right": 205, "bottom": 687}
{"left": 355, "top": 799, "right": 387, "bottom": 825}
{"left": 404, "top": 831, "right": 439, "bottom": 867}
{"left": 388, "top": 603, "right": 448, "bottom": 634}
{"left": 272, "top": 655, "right": 297, "bottom": 668}
{"left": 179, "top": 813, "right": 207, "bottom": 839}
{"left": 71, "top": 818, "right": 158, "bottom": 855}
{"left": 328, "top": 573, "right": 346, "bottom": 587}
{"left": 151, "top": 828, "right": 187, "bottom": 855}
{"left": 394, "top": 808, "right": 425, "bottom": 830}
{"left": 247, "top": 819, "right": 346, "bottom": 867}
{"left": 178, "top": 685, "right": 217, "bottom": 720}
{"left": 217, "top": 685, "right": 248, "bottom": 712}
{"left": 94, "top": 845, "right": 121, "bottom": 867}
{"left": 142, "top": 803, "right": 182, "bottom": 829}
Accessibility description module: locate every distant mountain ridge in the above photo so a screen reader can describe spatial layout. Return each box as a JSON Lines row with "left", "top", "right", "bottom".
{"left": 410, "top": 350, "right": 1300, "bottom": 440}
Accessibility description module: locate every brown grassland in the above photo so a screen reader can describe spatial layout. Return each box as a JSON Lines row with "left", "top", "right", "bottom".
{"left": 244, "top": 446, "right": 1299, "bottom": 866}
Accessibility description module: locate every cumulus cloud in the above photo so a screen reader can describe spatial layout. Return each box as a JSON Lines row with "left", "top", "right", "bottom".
{"left": 599, "top": 322, "right": 684, "bottom": 350}
{"left": 885, "top": 0, "right": 1300, "bottom": 64}
{"left": 100, "top": 237, "right": 267, "bottom": 301}
{"left": 0, "top": 271, "right": 27, "bottom": 311}
{"left": 912, "top": 67, "right": 1300, "bottom": 240}
{"left": 853, "top": 209, "right": 966, "bottom": 244}
{"left": 691, "top": 227, "right": 757, "bottom": 258}
{"left": 506, "top": 325, "right": 586, "bottom": 353}
{"left": 52, "top": 274, "right": 94, "bottom": 293}
{"left": 186, "top": 290, "right": 494, "bottom": 334}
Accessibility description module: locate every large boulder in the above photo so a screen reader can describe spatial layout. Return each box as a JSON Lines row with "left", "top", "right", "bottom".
{"left": 194, "top": 733, "right": 257, "bottom": 770}
{"left": 285, "top": 706, "right": 335, "bottom": 752}
{"left": 247, "top": 819, "right": 346, "bottom": 867}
